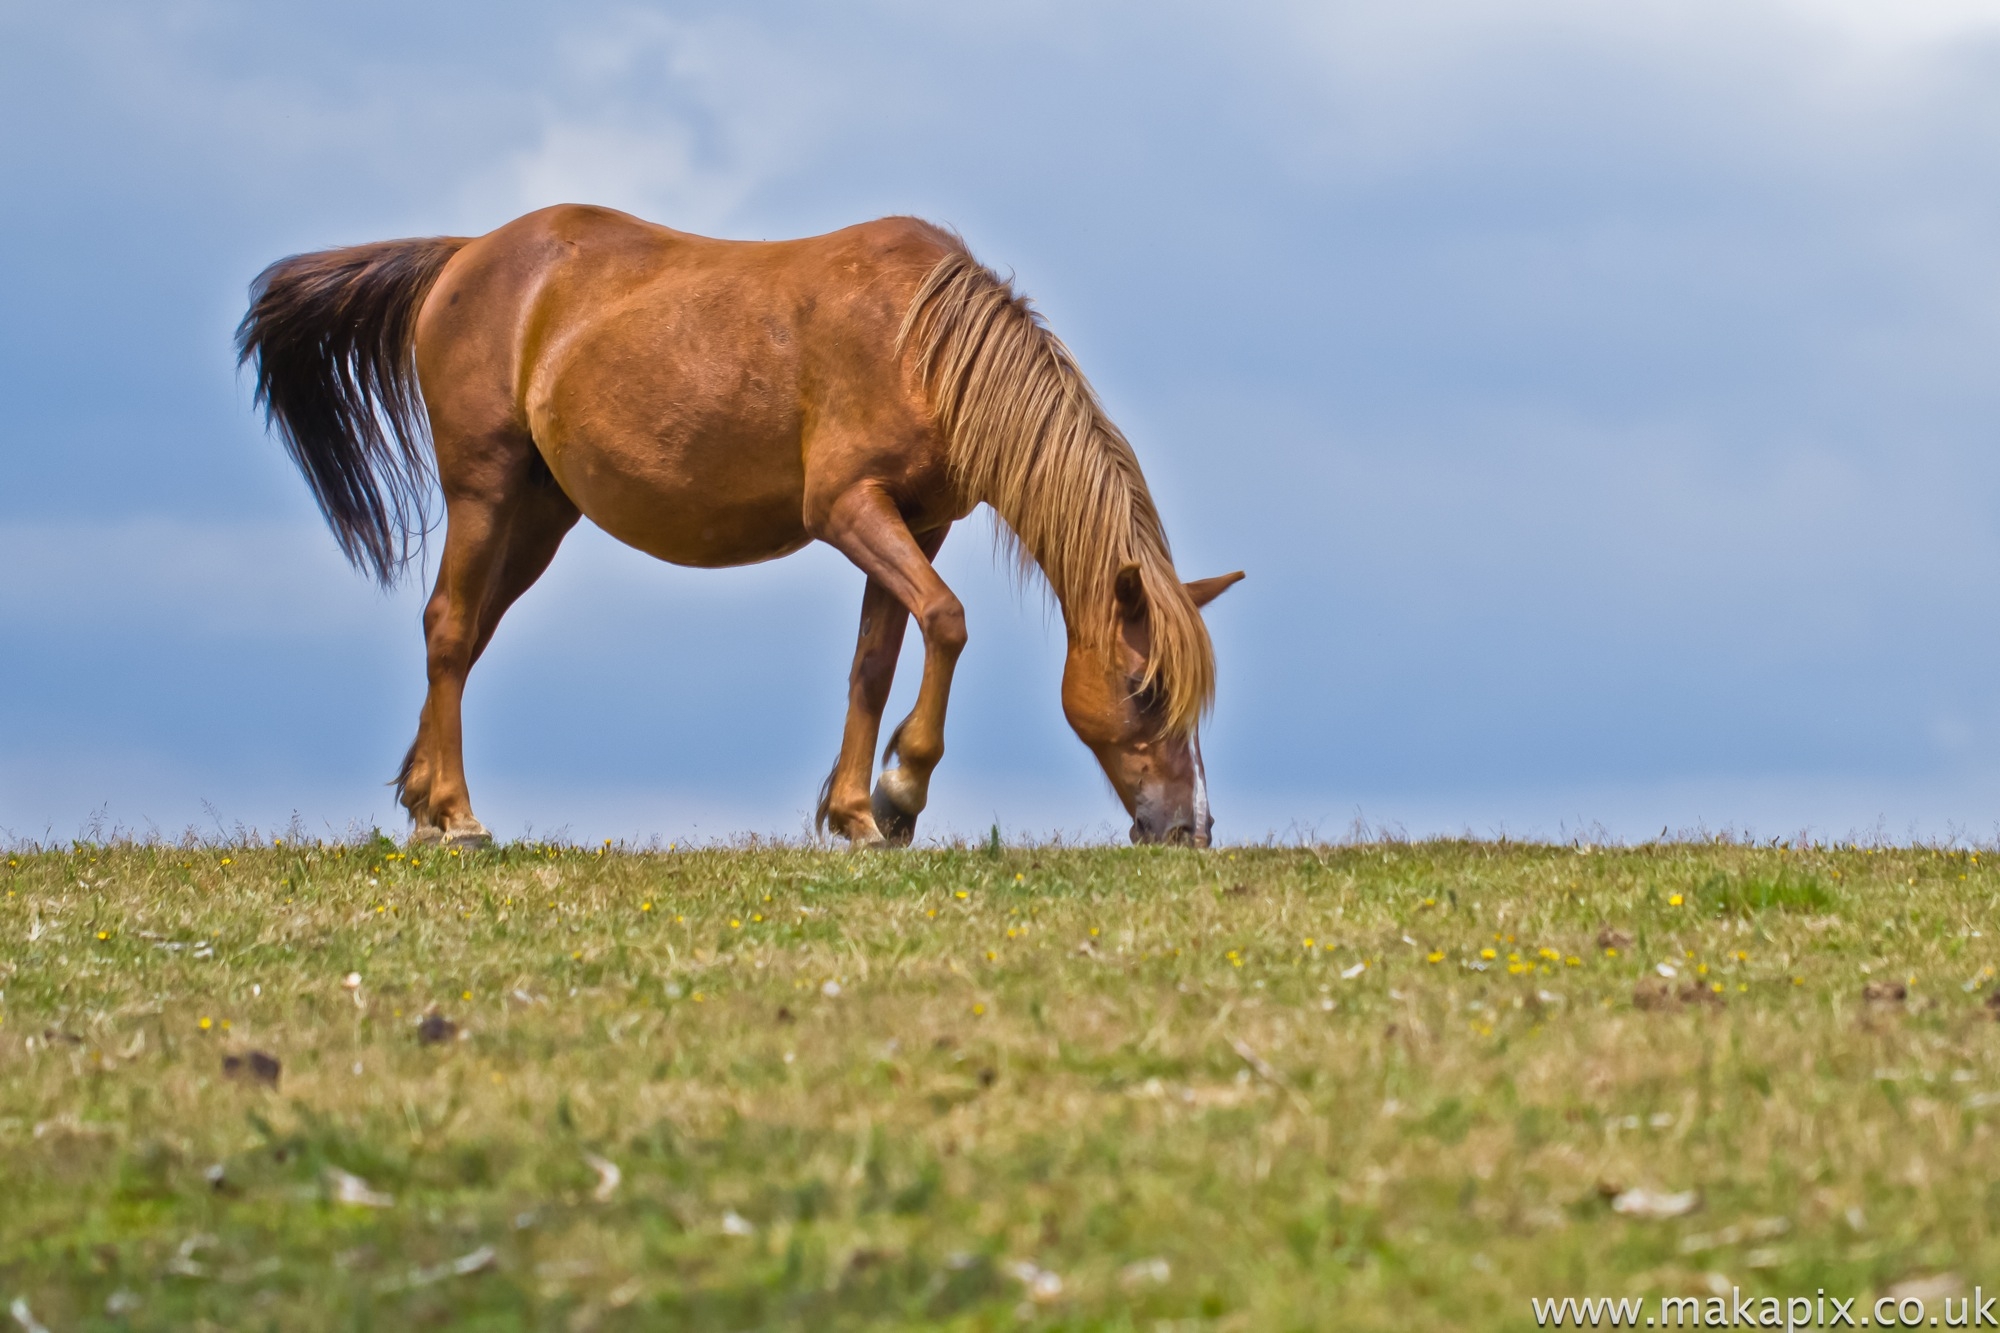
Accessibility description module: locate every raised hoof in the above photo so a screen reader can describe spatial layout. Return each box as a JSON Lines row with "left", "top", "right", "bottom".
{"left": 870, "top": 771, "right": 922, "bottom": 848}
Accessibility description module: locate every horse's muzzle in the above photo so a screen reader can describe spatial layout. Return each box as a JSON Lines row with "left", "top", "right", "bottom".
{"left": 1130, "top": 817, "right": 1211, "bottom": 848}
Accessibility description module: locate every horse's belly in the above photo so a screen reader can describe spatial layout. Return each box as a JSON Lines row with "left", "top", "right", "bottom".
{"left": 545, "top": 428, "right": 810, "bottom": 569}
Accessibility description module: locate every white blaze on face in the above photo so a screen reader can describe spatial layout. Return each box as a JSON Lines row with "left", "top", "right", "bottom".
{"left": 1190, "top": 728, "right": 1210, "bottom": 840}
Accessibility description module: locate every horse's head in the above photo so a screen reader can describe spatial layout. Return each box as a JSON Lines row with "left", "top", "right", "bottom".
{"left": 1062, "top": 566, "right": 1243, "bottom": 846}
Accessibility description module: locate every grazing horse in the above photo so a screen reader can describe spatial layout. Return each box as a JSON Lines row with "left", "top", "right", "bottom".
{"left": 238, "top": 206, "right": 1241, "bottom": 848}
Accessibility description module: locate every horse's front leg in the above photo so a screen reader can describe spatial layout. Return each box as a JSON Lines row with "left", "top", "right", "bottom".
{"left": 818, "top": 488, "right": 963, "bottom": 848}
{"left": 817, "top": 526, "right": 948, "bottom": 847}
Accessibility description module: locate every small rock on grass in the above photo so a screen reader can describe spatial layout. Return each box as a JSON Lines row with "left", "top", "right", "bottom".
{"left": 326, "top": 1167, "right": 394, "bottom": 1209}
{"left": 1888, "top": 1274, "right": 1963, "bottom": 1302}
{"left": 221, "top": 1050, "right": 281, "bottom": 1087}
{"left": 1611, "top": 1188, "right": 1701, "bottom": 1220}
{"left": 1006, "top": 1261, "right": 1064, "bottom": 1302}
{"left": 584, "top": 1153, "right": 621, "bottom": 1203}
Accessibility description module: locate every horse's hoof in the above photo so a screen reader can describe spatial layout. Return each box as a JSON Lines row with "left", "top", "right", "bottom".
{"left": 870, "top": 781, "right": 919, "bottom": 848}
{"left": 441, "top": 819, "right": 492, "bottom": 849}
{"left": 408, "top": 823, "right": 445, "bottom": 847}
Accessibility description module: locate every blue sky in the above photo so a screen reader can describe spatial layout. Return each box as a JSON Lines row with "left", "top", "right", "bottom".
{"left": 6, "top": 0, "right": 2000, "bottom": 845}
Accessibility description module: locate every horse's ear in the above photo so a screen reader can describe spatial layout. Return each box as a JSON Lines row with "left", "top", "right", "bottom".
{"left": 1185, "top": 570, "right": 1245, "bottom": 609}
{"left": 1114, "top": 562, "right": 1147, "bottom": 619}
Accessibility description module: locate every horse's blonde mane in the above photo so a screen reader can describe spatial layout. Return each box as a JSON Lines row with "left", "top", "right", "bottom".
{"left": 898, "top": 248, "right": 1214, "bottom": 736}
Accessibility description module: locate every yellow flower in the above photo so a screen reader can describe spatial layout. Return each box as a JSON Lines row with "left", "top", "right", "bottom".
{"left": 198, "top": 1017, "right": 212, "bottom": 1031}
{"left": 730, "top": 919, "right": 741, "bottom": 929}
{"left": 96, "top": 931, "right": 109, "bottom": 941}
{"left": 1480, "top": 948, "right": 1497, "bottom": 960}
{"left": 461, "top": 990, "right": 472, "bottom": 1000}
{"left": 972, "top": 1003, "right": 986, "bottom": 1016}
{"left": 1426, "top": 950, "right": 1444, "bottom": 964}
{"left": 220, "top": 858, "right": 232, "bottom": 867}
{"left": 955, "top": 890, "right": 969, "bottom": 900}
{"left": 1304, "top": 937, "right": 1317, "bottom": 949}
{"left": 1566, "top": 956, "right": 1581, "bottom": 967}
{"left": 985, "top": 950, "right": 997, "bottom": 961}
{"left": 1668, "top": 894, "right": 1684, "bottom": 907}
{"left": 641, "top": 902, "right": 653, "bottom": 912}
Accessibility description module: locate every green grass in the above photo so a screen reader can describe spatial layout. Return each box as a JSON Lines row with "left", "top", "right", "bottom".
{"left": 3, "top": 837, "right": 2000, "bottom": 1330}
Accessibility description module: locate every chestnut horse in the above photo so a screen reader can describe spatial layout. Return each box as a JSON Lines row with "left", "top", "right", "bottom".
{"left": 238, "top": 206, "right": 1240, "bottom": 848}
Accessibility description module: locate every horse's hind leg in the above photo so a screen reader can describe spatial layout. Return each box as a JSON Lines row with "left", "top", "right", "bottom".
{"left": 817, "top": 525, "right": 947, "bottom": 846}
{"left": 399, "top": 450, "right": 578, "bottom": 845}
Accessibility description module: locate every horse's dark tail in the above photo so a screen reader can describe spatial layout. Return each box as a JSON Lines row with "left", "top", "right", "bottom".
{"left": 236, "top": 236, "right": 469, "bottom": 585}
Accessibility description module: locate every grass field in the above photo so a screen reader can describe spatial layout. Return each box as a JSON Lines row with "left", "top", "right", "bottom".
{"left": 4, "top": 837, "right": 2000, "bottom": 1330}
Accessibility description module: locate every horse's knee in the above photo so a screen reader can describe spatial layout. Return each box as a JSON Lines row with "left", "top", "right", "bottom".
{"left": 919, "top": 596, "right": 966, "bottom": 656}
